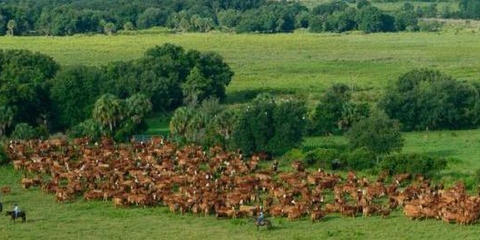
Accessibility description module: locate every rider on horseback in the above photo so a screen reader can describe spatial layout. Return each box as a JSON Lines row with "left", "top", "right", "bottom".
{"left": 13, "top": 203, "right": 20, "bottom": 218}
{"left": 257, "top": 208, "right": 264, "bottom": 224}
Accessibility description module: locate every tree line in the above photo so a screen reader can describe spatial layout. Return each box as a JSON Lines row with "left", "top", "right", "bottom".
{"left": 0, "top": 44, "right": 233, "bottom": 141}
{"left": 2, "top": 0, "right": 473, "bottom": 36}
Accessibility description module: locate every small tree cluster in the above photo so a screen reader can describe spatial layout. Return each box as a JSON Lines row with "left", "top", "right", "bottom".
{"left": 346, "top": 111, "right": 404, "bottom": 157}
{"left": 309, "top": 83, "right": 370, "bottom": 135}
{"left": 379, "top": 69, "right": 480, "bottom": 131}
{"left": 69, "top": 93, "right": 152, "bottom": 141}
{"left": 170, "top": 95, "right": 307, "bottom": 156}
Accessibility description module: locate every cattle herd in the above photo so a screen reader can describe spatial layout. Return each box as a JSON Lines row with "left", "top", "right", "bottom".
{"left": 4, "top": 138, "right": 480, "bottom": 225}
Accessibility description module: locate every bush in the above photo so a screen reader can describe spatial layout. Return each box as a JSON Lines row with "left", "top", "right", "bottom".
{"left": 11, "top": 123, "right": 38, "bottom": 140}
{"left": 170, "top": 98, "right": 225, "bottom": 146}
{"left": 68, "top": 119, "right": 102, "bottom": 141}
{"left": 309, "top": 83, "right": 369, "bottom": 135}
{"left": 347, "top": 111, "right": 404, "bottom": 156}
{"left": 232, "top": 94, "right": 307, "bottom": 156}
{"left": 50, "top": 65, "right": 105, "bottom": 129}
{"left": 0, "top": 49, "right": 59, "bottom": 127}
{"left": 356, "top": 6, "right": 395, "bottom": 33}
{"left": 283, "top": 148, "right": 306, "bottom": 162}
{"left": 0, "top": 143, "right": 8, "bottom": 165}
{"left": 379, "top": 153, "right": 448, "bottom": 177}
{"left": 379, "top": 69, "right": 480, "bottom": 131}
{"left": 304, "top": 148, "right": 341, "bottom": 170}
{"left": 342, "top": 147, "right": 376, "bottom": 171}
{"left": 103, "top": 44, "right": 233, "bottom": 112}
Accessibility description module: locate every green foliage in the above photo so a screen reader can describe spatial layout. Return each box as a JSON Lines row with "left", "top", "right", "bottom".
{"left": 460, "top": 0, "right": 480, "bottom": 19}
{"left": 123, "top": 22, "right": 135, "bottom": 31}
{"left": 394, "top": 4, "right": 419, "bottom": 31}
{"left": 232, "top": 94, "right": 307, "bottom": 156}
{"left": 137, "top": 8, "right": 168, "bottom": 29}
{"left": 341, "top": 147, "right": 375, "bottom": 171}
{"left": 6, "top": 19, "right": 16, "bottom": 35}
{"left": 0, "top": 105, "right": 14, "bottom": 137}
{"left": 268, "top": 98, "right": 308, "bottom": 156}
{"left": 0, "top": 49, "right": 59, "bottom": 128}
{"left": 309, "top": 83, "right": 369, "bottom": 135}
{"left": 104, "top": 22, "right": 116, "bottom": 35}
{"left": 324, "top": 8, "right": 358, "bottom": 33}
{"left": 379, "top": 69, "right": 480, "bottom": 131}
{"left": 346, "top": 111, "right": 404, "bottom": 156}
{"left": 11, "top": 123, "right": 38, "bottom": 140}
{"left": 379, "top": 153, "right": 448, "bottom": 177}
{"left": 356, "top": 6, "right": 395, "bottom": 33}
{"left": 236, "top": 3, "right": 303, "bottom": 33}
{"left": 92, "top": 94, "right": 126, "bottom": 133}
{"left": 217, "top": 9, "right": 241, "bottom": 29}
{"left": 68, "top": 119, "right": 102, "bottom": 141}
{"left": 169, "top": 98, "right": 225, "bottom": 146}
{"left": 50, "top": 65, "right": 105, "bottom": 129}
{"left": 103, "top": 43, "right": 232, "bottom": 112}
{"left": 304, "top": 148, "right": 340, "bottom": 169}
{"left": 126, "top": 94, "right": 152, "bottom": 124}
{"left": 0, "top": 142, "right": 8, "bottom": 165}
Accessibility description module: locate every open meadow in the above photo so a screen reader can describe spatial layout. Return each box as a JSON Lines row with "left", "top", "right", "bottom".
{"left": 2, "top": 31, "right": 480, "bottom": 239}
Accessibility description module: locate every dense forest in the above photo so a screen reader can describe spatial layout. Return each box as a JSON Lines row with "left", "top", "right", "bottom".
{"left": 0, "top": 0, "right": 476, "bottom": 36}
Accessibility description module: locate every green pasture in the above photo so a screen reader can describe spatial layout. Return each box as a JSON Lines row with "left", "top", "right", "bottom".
{"left": 2, "top": 30, "right": 480, "bottom": 239}
{"left": 2, "top": 30, "right": 480, "bottom": 101}
{"left": 2, "top": 164, "right": 480, "bottom": 240}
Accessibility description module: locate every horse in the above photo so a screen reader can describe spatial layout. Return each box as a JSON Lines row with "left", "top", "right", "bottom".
{"left": 5, "top": 211, "right": 27, "bottom": 223}
{"left": 0, "top": 202, "right": 2, "bottom": 212}
{"left": 254, "top": 218, "right": 272, "bottom": 230}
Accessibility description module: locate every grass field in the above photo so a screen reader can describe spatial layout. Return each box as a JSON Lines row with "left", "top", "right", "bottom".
{"left": 1, "top": 30, "right": 480, "bottom": 102}
{"left": 2, "top": 165, "right": 480, "bottom": 240}
{"left": 2, "top": 30, "right": 480, "bottom": 238}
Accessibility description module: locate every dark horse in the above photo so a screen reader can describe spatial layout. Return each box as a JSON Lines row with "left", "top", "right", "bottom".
{"left": 0, "top": 202, "right": 3, "bottom": 212}
{"left": 255, "top": 219, "right": 272, "bottom": 230}
{"left": 6, "top": 211, "right": 26, "bottom": 223}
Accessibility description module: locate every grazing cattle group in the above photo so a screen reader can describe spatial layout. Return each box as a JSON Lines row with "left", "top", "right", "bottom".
{"left": 5, "top": 138, "right": 480, "bottom": 225}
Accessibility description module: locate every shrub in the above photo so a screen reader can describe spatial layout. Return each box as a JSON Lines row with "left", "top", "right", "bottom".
{"left": 379, "top": 153, "right": 448, "bottom": 177}
{"left": 324, "top": 8, "right": 357, "bottom": 33}
{"left": 379, "top": 69, "right": 480, "bottom": 131}
{"left": 341, "top": 147, "right": 376, "bottom": 171}
{"left": 217, "top": 9, "right": 241, "bottom": 29}
{"left": 356, "top": 6, "right": 395, "bottom": 33}
{"left": 283, "top": 148, "right": 306, "bottom": 162}
{"left": 347, "top": 111, "right": 404, "bottom": 156}
{"left": 170, "top": 98, "right": 225, "bottom": 146}
{"left": 0, "top": 49, "right": 59, "bottom": 127}
{"left": 68, "top": 119, "right": 103, "bottom": 141}
{"left": 0, "top": 143, "right": 8, "bottom": 165}
{"left": 232, "top": 94, "right": 307, "bottom": 156}
{"left": 304, "top": 148, "right": 341, "bottom": 170}
{"left": 50, "top": 65, "right": 105, "bottom": 129}
{"left": 309, "top": 83, "right": 370, "bottom": 135}
{"left": 11, "top": 123, "right": 38, "bottom": 140}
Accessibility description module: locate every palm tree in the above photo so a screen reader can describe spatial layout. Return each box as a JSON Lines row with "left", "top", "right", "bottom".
{"left": 0, "top": 105, "right": 14, "bottom": 136}
{"left": 7, "top": 20, "right": 16, "bottom": 36}
{"left": 126, "top": 94, "right": 152, "bottom": 124}
{"left": 92, "top": 94, "right": 125, "bottom": 133}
